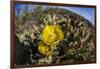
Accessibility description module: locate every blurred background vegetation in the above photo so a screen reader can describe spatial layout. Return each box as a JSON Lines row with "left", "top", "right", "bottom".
{"left": 15, "top": 4, "right": 96, "bottom": 65}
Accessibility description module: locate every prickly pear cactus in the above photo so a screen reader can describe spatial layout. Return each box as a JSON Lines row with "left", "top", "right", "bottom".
{"left": 15, "top": 6, "right": 95, "bottom": 65}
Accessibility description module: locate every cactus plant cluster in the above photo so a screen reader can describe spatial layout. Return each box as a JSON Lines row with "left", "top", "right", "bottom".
{"left": 15, "top": 6, "right": 95, "bottom": 65}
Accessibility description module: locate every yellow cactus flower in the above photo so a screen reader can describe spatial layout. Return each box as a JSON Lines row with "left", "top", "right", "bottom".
{"left": 42, "top": 25, "right": 64, "bottom": 45}
{"left": 38, "top": 41, "right": 52, "bottom": 56}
